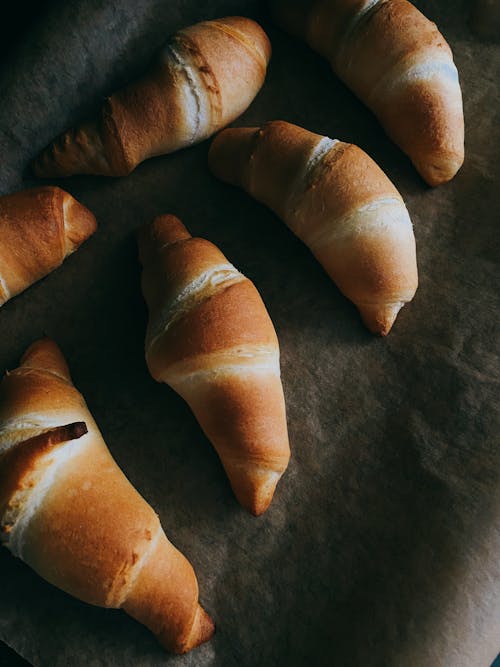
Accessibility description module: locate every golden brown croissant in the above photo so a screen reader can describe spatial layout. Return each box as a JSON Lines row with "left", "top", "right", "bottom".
{"left": 32, "top": 17, "right": 271, "bottom": 178}
{"left": 0, "top": 339, "right": 214, "bottom": 654}
{"left": 209, "top": 120, "right": 418, "bottom": 336}
{"left": 270, "top": 0, "right": 464, "bottom": 186}
{"left": 0, "top": 186, "right": 96, "bottom": 307}
{"left": 138, "top": 215, "right": 290, "bottom": 516}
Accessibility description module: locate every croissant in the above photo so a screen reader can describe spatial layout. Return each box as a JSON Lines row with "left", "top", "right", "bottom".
{"left": 209, "top": 120, "right": 418, "bottom": 335}
{"left": 32, "top": 17, "right": 271, "bottom": 178}
{"left": 0, "top": 339, "right": 214, "bottom": 654}
{"left": 138, "top": 215, "right": 290, "bottom": 516}
{"left": 0, "top": 186, "right": 96, "bottom": 307}
{"left": 270, "top": 0, "right": 464, "bottom": 186}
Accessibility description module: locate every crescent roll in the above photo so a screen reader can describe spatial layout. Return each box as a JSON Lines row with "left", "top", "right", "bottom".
{"left": 270, "top": 0, "right": 464, "bottom": 186}
{"left": 0, "top": 187, "right": 96, "bottom": 307}
{"left": 209, "top": 120, "right": 418, "bottom": 335}
{"left": 0, "top": 339, "right": 214, "bottom": 654}
{"left": 138, "top": 215, "right": 290, "bottom": 516}
{"left": 32, "top": 17, "right": 271, "bottom": 178}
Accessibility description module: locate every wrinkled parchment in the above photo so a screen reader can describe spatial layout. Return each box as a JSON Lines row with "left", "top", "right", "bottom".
{"left": 0, "top": 1, "right": 499, "bottom": 665}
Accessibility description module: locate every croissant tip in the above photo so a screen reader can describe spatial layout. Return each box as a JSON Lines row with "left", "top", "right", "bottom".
{"left": 417, "top": 152, "right": 464, "bottom": 187}
{"left": 235, "top": 499, "right": 268, "bottom": 516}
{"left": 172, "top": 605, "right": 215, "bottom": 654}
{"left": 19, "top": 338, "right": 72, "bottom": 381}
{"left": 226, "top": 464, "right": 284, "bottom": 516}
{"left": 195, "top": 606, "right": 216, "bottom": 645}
{"left": 359, "top": 302, "right": 404, "bottom": 337}
{"left": 62, "top": 195, "right": 97, "bottom": 251}
{"left": 141, "top": 215, "right": 191, "bottom": 246}
{"left": 246, "top": 494, "right": 273, "bottom": 517}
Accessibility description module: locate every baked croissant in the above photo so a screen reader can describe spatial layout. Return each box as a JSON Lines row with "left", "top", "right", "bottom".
{"left": 0, "top": 186, "right": 96, "bottom": 307}
{"left": 32, "top": 17, "right": 271, "bottom": 178}
{"left": 0, "top": 339, "right": 214, "bottom": 654}
{"left": 138, "top": 215, "right": 290, "bottom": 516}
{"left": 209, "top": 120, "right": 418, "bottom": 335}
{"left": 270, "top": 0, "right": 464, "bottom": 186}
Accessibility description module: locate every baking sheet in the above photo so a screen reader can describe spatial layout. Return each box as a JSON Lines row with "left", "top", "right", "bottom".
{"left": 1, "top": 0, "right": 499, "bottom": 665}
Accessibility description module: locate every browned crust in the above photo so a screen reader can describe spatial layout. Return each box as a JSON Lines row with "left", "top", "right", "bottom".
{"left": 374, "top": 74, "right": 464, "bottom": 186}
{"left": 341, "top": 0, "right": 452, "bottom": 74}
{"left": 209, "top": 121, "right": 324, "bottom": 213}
{"left": 20, "top": 434, "right": 163, "bottom": 607}
{"left": 208, "top": 126, "right": 260, "bottom": 190}
{"left": 204, "top": 17, "right": 272, "bottom": 68}
{"left": 32, "top": 17, "right": 271, "bottom": 178}
{"left": 138, "top": 214, "right": 192, "bottom": 252}
{"left": 123, "top": 534, "right": 215, "bottom": 653}
{"left": 209, "top": 120, "right": 418, "bottom": 335}
{"left": 0, "top": 339, "right": 78, "bottom": 434}
{"left": 210, "top": 119, "right": 400, "bottom": 234}
{"left": 0, "top": 339, "right": 213, "bottom": 653}
{"left": 60, "top": 192, "right": 98, "bottom": 253}
{"left": 0, "top": 422, "right": 87, "bottom": 528}
{"left": 139, "top": 216, "right": 290, "bottom": 513}
{"left": 149, "top": 279, "right": 279, "bottom": 375}
{"left": 140, "top": 238, "right": 236, "bottom": 321}
{"left": 100, "top": 57, "right": 189, "bottom": 174}
{"left": 20, "top": 337, "right": 72, "bottom": 381}
{"left": 346, "top": 0, "right": 464, "bottom": 185}
{"left": 138, "top": 215, "right": 242, "bottom": 328}
{"left": 271, "top": 0, "right": 464, "bottom": 185}
{"left": 307, "top": 141, "right": 400, "bottom": 223}
{"left": 139, "top": 215, "right": 279, "bottom": 375}
{"left": 176, "top": 370, "right": 289, "bottom": 474}
{"left": 0, "top": 188, "right": 96, "bottom": 306}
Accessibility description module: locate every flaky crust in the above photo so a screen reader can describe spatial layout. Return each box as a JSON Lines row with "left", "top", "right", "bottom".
{"left": 271, "top": 0, "right": 464, "bottom": 186}
{"left": 138, "top": 215, "right": 290, "bottom": 515}
{"left": 32, "top": 17, "right": 271, "bottom": 178}
{"left": 0, "top": 187, "right": 96, "bottom": 307}
{"left": 209, "top": 120, "right": 418, "bottom": 335}
{"left": 0, "top": 339, "right": 213, "bottom": 654}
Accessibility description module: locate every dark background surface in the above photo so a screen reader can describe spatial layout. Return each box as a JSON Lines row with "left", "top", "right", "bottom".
{"left": 0, "top": 643, "right": 30, "bottom": 666}
{"left": 3, "top": 639, "right": 499, "bottom": 667}
{"left": 0, "top": 1, "right": 499, "bottom": 666}
{"left": 0, "top": 1, "right": 50, "bottom": 58}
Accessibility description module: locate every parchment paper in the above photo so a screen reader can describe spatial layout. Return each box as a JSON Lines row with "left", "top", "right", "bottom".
{"left": 0, "top": 1, "right": 499, "bottom": 665}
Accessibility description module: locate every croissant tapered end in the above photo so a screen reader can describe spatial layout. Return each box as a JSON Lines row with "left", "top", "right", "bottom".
{"left": 31, "top": 118, "right": 120, "bottom": 179}
{"left": 143, "top": 214, "right": 191, "bottom": 249}
{"left": 224, "top": 462, "right": 284, "bottom": 516}
{"left": 138, "top": 215, "right": 192, "bottom": 265}
{"left": 358, "top": 302, "right": 404, "bottom": 337}
{"left": 192, "top": 605, "right": 216, "bottom": 647}
{"left": 62, "top": 194, "right": 97, "bottom": 253}
{"left": 392, "top": 93, "right": 464, "bottom": 187}
{"left": 20, "top": 338, "right": 72, "bottom": 381}
{"left": 209, "top": 127, "right": 257, "bottom": 188}
{"left": 415, "top": 150, "right": 464, "bottom": 188}
{"left": 171, "top": 604, "right": 215, "bottom": 654}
